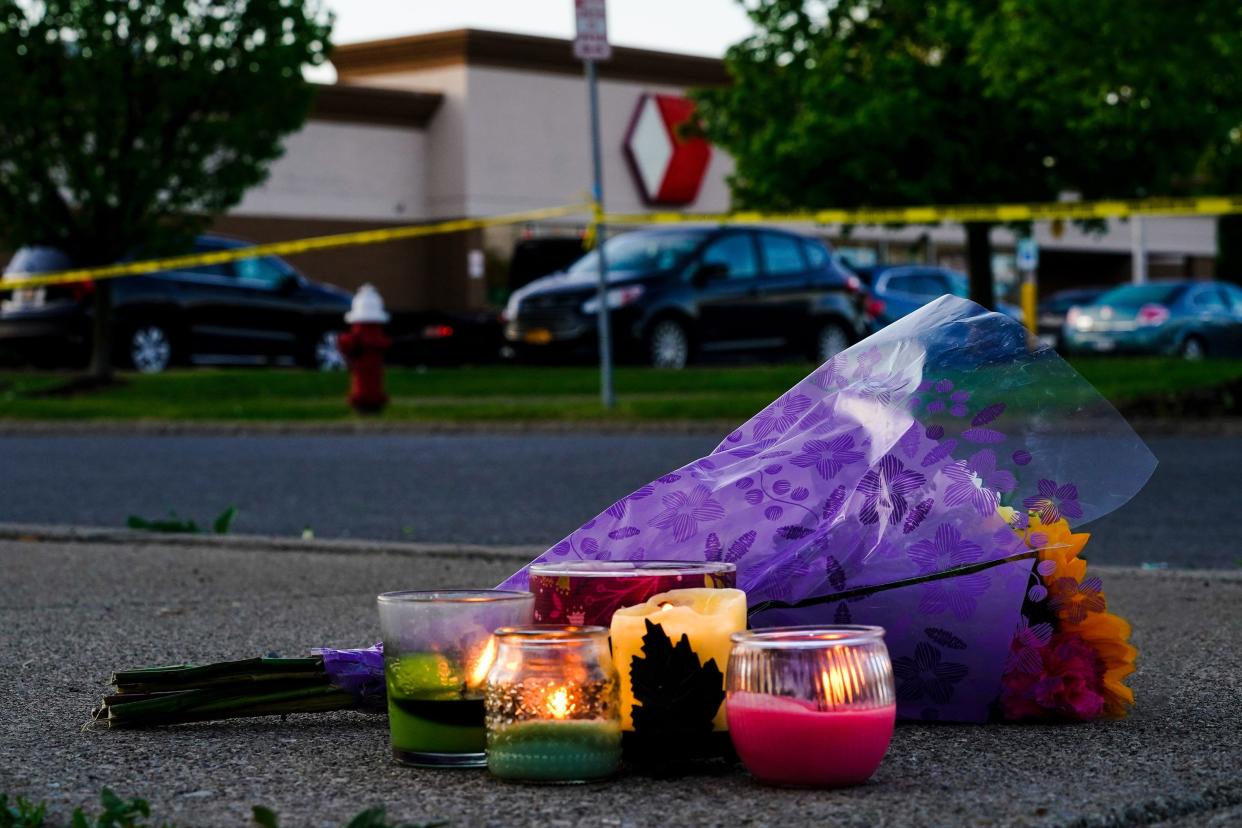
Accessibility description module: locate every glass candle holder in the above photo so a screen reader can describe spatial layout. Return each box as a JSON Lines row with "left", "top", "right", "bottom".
{"left": 378, "top": 589, "right": 534, "bottom": 768}
{"left": 529, "top": 561, "right": 736, "bottom": 626}
{"left": 726, "top": 626, "right": 896, "bottom": 788}
{"left": 484, "top": 626, "right": 621, "bottom": 784}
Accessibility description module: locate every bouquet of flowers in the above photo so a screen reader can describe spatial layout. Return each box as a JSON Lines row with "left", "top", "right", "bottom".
{"left": 501, "top": 296, "right": 1155, "bottom": 722}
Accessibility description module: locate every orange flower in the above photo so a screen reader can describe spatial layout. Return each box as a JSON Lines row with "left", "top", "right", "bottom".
{"left": 1065, "top": 608, "right": 1137, "bottom": 718}
{"left": 1002, "top": 508, "right": 1138, "bottom": 718}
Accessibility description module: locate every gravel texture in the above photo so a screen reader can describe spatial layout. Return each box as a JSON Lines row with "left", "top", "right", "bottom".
{"left": 1, "top": 535, "right": 1240, "bottom": 827}
{"left": 0, "top": 432, "right": 1237, "bottom": 567}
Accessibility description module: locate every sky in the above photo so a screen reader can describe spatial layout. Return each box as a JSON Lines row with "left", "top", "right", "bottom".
{"left": 321, "top": 0, "right": 756, "bottom": 56}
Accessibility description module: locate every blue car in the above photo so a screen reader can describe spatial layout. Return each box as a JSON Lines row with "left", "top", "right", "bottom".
{"left": 1062, "top": 280, "right": 1242, "bottom": 359}
{"left": 854, "top": 264, "right": 1023, "bottom": 330}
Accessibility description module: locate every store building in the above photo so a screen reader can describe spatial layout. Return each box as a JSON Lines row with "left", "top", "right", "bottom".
{"left": 216, "top": 28, "right": 1221, "bottom": 311}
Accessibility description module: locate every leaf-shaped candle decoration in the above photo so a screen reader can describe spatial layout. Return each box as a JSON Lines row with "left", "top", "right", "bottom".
{"left": 629, "top": 619, "right": 725, "bottom": 737}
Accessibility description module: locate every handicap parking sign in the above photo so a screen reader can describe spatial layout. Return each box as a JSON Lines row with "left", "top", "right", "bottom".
{"left": 1017, "top": 238, "right": 1039, "bottom": 270}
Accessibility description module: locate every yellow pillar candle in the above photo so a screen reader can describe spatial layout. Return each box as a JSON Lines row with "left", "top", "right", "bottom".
{"left": 610, "top": 587, "right": 747, "bottom": 731}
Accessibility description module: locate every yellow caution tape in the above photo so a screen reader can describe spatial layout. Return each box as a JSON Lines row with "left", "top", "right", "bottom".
{"left": 7, "top": 194, "right": 1240, "bottom": 289}
{"left": 0, "top": 203, "right": 591, "bottom": 289}
{"left": 604, "top": 195, "right": 1242, "bottom": 228}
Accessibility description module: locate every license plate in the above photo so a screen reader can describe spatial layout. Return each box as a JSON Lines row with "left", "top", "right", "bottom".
{"left": 11, "top": 287, "right": 45, "bottom": 308}
{"left": 1092, "top": 338, "right": 1116, "bottom": 352}
{"left": 523, "top": 329, "right": 553, "bottom": 345}
{"left": 1037, "top": 333, "right": 1057, "bottom": 348}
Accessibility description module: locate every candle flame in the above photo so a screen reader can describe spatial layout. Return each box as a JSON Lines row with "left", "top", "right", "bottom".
{"left": 466, "top": 636, "right": 498, "bottom": 688}
{"left": 820, "top": 647, "right": 865, "bottom": 708}
{"left": 658, "top": 603, "right": 674, "bottom": 612}
{"left": 547, "top": 686, "right": 572, "bottom": 719}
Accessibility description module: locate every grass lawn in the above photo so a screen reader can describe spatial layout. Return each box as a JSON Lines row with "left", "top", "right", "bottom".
{"left": 1, "top": 358, "right": 1240, "bottom": 423}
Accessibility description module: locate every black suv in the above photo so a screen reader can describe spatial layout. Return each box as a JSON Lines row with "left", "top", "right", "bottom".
{"left": 502, "top": 227, "right": 868, "bottom": 368}
{"left": 0, "top": 235, "right": 353, "bottom": 372}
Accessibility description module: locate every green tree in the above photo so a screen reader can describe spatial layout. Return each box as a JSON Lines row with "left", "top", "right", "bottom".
{"left": 973, "top": 0, "right": 1242, "bottom": 282}
{"left": 0, "top": 0, "right": 332, "bottom": 379}
{"left": 695, "top": 0, "right": 1064, "bottom": 309}
{"left": 695, "top": 0, "right": 1242, "bottom": 302}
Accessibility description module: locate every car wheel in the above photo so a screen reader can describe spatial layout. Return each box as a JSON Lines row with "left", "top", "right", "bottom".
{"left": 312, "top": 330, "right": 346, "bottom": 371}
{"left": 1180, "top": 336, "right": 1207, "bottom": 361}
{"left": 647, "top": 319, "right": 690, "bottom": 370}
{"left": 127, "top": 324, "right": 174, "bottom": 374}
{"left": 814, "top": 321, "right": 852, "bottom": 364}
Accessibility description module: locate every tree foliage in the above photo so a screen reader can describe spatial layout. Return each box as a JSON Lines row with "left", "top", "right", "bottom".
{"left": 0, "top": 0, "right": 332, "bottom": 267}
{"left": 694, "top": 0, "right": 1242, "bottom": 294}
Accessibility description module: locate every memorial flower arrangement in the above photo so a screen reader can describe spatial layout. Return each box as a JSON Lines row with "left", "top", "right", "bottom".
{"left": 97, "top": 296, "right": 1154, "bottom": 730}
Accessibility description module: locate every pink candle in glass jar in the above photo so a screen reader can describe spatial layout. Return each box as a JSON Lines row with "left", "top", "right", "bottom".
{"left": 726, "top": 626, "right": 896, "bottom": 788}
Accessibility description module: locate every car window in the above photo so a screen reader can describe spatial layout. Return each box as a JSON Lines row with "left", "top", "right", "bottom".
{"left": 759, "top": 233, "right": 807, "bottom": 276}
{"left": 1191, "top": 287, "right": 1226, "bottom": 310}
{"left": 887, "top": 271, "right": 943, "bottom": 297}
{"left": 568, "top": 231, "right": 705, "bottom": 276}
{"left": 4, "top": 247, "right": 74, "bottom": 275}
{"left": 802, "top": 239, "right": 830, "bottom": 269}
{"left": 1096, "top": 283, "right": 1186, "bottom": 307}
{"left": 1222, "top": 283, "right": 1242, "bottom": 313}
{"left": 236, "top": 256, "right": 289, "bottom": 287}
{"left": 700, "top": 233, "right": 758, "bottom": 281}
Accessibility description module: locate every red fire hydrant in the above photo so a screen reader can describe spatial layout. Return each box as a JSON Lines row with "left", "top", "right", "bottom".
{"left": 336, "top": 284, "right": 392, "bottom": 415}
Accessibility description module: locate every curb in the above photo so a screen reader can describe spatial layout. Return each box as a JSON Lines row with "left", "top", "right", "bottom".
{"left": 0, "top": 419, "right": 738, "bottom": 437}
{"left": 0, "top": 417, "right": 1240, "bottom": 437}
{"left": 0, "top": 523, "right": 542, "bottom": 562}
{"left": 3, "top": 522, "right": 1240, "bottom": 580}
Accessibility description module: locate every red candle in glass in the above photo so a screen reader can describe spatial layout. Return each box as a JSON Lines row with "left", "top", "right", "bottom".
{"left": 726, "top": 626, "right": 896, "bottom": 788}
{"left": 528, "top": 561, "right": 736, "bottom": 626}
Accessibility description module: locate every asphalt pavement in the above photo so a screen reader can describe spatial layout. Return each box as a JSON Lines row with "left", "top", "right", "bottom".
{"left": 0, "top": 432, "right": 1237, "bottom": 568}
{"left": 1, "top": 534, "right": 1239, "bottom": 827}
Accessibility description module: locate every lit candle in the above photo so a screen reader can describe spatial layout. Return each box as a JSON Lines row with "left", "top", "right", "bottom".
{"left": 610, "top": 588, "right": 748, "bottom": 731}
{"left": 484, "top": 626, "right": 622, "bottom": 783}
{"left": 726, "top": 626, "right": 896, "bottom": 788}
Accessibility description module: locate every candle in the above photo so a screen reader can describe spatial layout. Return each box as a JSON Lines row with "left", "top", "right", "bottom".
{"left": 484, "top": 626, "right": 622, "bottom": 783}
{"left": 529, "top": 561, "right": 736, "bottom": 626}
{"left": 727, "top": 694, "right": 896, "bottom": 787}
{"left": 378, "top": 589, "right": 533, "bottom": 768}
{"left": 726, "top": 626, "right": 896, "bottom": 788}
{"left": 610, "top": 588, "right": 748, "bottom": 731}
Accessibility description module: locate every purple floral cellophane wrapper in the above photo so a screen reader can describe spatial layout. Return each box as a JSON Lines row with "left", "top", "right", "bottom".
{"left": 500, "top": 296, "right": 1156, "bottom": 722}
{"left": 312, "top": 643, "right": 385, "bottom": 708}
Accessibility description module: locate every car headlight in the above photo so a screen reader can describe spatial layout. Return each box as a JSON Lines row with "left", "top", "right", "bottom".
{"left": 501, "top": 294, "right": 520, "bottom": 323}
{"left": 582, "top": 285, "right": 644, "bottom": 314}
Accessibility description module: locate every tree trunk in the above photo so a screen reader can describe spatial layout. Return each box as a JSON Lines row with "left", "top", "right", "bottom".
{"left": 1216, "top": 214, "right": 1242, "bottom": 284}
{"left": 89, "top": 280, "right": 115, "bottom": 382}
{"left": 965, "top": 221, "right": 996, "bottom": 310}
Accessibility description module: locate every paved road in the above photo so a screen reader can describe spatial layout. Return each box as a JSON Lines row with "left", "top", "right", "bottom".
{"left": 0, "top": 433, "right": 1236, "bottom": 568}
{"left": 2, "top": 535, "right": 1240, "bottom": 826}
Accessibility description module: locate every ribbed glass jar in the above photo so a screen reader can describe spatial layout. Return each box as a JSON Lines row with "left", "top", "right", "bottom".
{"left": 484, "top": 626, "right": 621, "bottom": 784}
{"left": 726, "top": 625, "right": 896, "bottom": 788}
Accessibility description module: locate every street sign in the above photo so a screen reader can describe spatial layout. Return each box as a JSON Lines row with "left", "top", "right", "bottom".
{"left": 1017, "top": 237, "right": 1039, "bottom": 271}
{"left": 574, "top": 0, "right": 611, "bottom": 61}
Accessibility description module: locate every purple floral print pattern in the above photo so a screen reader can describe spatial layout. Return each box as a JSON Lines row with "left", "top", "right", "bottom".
{"left": 647, "top": 485, "right": 725, "bottom": 543}
{"left": 943, "top": 449, "right": 1018, "bottom": 517}
{"left": 1023, "top": 479, "right": 1083, "bottom": 523}
{"left": 858, "top": 455, "right": 926, "bottom": 526}
{"left": 1047, "top": 576, "right": 1106, "bottom": 624}
{"left": 894, "top": 642, "right": 969, "bottom": 704}
{"left": 790, "top": 434, "right": 865, "bottom": 480}
{"left": 1006, "top": 615, "right": 1053, "bottom": 673}
{"left": 751, "top": 392, "right": 812, "bottom": 440}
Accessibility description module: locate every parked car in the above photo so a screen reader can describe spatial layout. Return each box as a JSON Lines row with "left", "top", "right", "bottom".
{"left": 0, "top": 236, "right": 353, "bottom": 372}
{"left": 1062, "top": 280, "right": 1242, "bottom": 358}
{"left": 1037, "top": 286, "right": 1109, "bottom": 349}
{"left": 502, "top": 227, "right": 869, "bottom": 368}
{"left": 853, "top": 264, "right": 1023, "bottom": 330}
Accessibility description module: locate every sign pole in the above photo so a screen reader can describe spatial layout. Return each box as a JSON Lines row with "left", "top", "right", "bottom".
{"left": 1017, "top": 237, "right": 1039, "bottom": 335}
{"left": 585, "top": 58, "right": 614, "bottom": 409}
